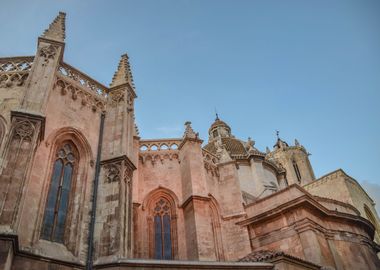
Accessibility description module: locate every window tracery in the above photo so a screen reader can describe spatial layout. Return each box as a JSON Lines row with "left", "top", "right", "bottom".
{"left": 153, "top": 198, "right": 173, "bottom": 260}
{"left": 41, "top": 142, "right": 77, "bottom": 243}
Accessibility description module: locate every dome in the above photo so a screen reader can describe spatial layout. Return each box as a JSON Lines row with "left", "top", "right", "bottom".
{"left": 204, "top": 137, "right": 247, "bottom": 157}
{"left": 208, "top": 119, "right": 231, "bottom": 133}
{"left": 208, "top": 115, "right": 232, "bottom": 140}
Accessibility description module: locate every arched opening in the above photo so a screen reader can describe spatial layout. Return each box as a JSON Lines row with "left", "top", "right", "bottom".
{"left": 142, "top": 188, "right": 179, "bottom": 260}
{"left": 140, "top": 145, "right": 148, "bottom": 151}
{"left": 38, "top": 127, "right": 92, "bottom": 255}
{"left": 160, "top": 144, "right": 169, "bottom": 150}
{"left": 41, "top": 142, "right": 78, "bottom": 243}
{"left": 153, "top": 197, "right": 173, "bottom": 259}
{"left": 292, "top": 159, "right": 302, "bottom": 183}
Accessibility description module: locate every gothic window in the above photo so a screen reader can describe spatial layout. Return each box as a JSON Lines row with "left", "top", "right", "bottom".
{"left": 41, "top": 142, "right": 77, "bottom": 243}
{"left": 153, "top": 198, "right": 173, "bottom": 259}
{"left": 293, "top": 160, "right": 301, "bottom": 183}
{"left": 213, "top": 130, "right": 218, "bottom": 138}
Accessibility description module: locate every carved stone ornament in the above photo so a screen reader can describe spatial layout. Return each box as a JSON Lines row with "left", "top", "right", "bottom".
{"left": 14, "top": 121, "right": 34, "bottom": 140}
{"left": 109, "top": 90, "right": 125, "bottom": 107}
{"left": 244, "top": 137, "right": 256, "bottom": 152}
{"left": 183, "top": 121, "right": 199, "bottom": 139}
{"left": 39, "top": 45, "right": 58, "bottom": 64}
{"left": 53, "top": 78, "right": 106, "bottom": 112}
{"left": 0, "top": 73, "right": 28, "bottom": 88}
{"left": 105, "top": 164, "right": 121, "bottom": 183}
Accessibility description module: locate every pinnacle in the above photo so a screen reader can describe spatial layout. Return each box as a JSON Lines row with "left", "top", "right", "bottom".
{"left": 110, "top": 53, "right": 135, "bottom": 88}
{"left": 41, "top": 12, "right": 66, "bottom": 42}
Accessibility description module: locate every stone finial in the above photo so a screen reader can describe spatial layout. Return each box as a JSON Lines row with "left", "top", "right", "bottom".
{"left": 295, "top": 139, "right": 300, "bottom": 146}
{"left": 245, "top": 137, "right": 255, "bottom": 151}
{"left": 41, "top": 12, "right": 66, "bottom": 42}
{"left": 110, "top": 54, "right": 135, "bottom": 88}
{"left": 183, "top": 121, "right": 198, "bottom": 139}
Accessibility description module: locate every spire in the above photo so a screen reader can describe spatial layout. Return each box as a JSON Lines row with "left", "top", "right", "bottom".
{"left": 41, "top": 12, "right": 66, "bottom": 42}
{"left": 214, "top": 108, "right": 219, "bottom": 121}
{"left": 110, "top": 54, "right": 135, "bottom": 88}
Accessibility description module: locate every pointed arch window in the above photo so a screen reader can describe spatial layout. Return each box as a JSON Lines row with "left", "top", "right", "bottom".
{"left": 153, "top": 198, "right": 173, "bottom": 259}
{"left": 41, "top": 142, "right": 77, "bottom": 243}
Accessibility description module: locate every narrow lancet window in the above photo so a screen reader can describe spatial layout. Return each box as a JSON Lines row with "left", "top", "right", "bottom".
{"left": 153, "top": 198, "right": 173, "bottom": 259}
{"left": 41, "top": 143, "right": 76, "bottom": 243}
{"left": 293, "top": 160, "right": 302, "bottom": 183}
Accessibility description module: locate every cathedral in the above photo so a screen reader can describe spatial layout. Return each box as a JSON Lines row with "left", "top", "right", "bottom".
{"left": 1, "top": 12, "right": 380, "bottom": 270}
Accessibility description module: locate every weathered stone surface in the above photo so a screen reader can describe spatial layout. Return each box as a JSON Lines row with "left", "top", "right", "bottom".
{"left": 0, "top": 11, "right": 379, "bottom": 270}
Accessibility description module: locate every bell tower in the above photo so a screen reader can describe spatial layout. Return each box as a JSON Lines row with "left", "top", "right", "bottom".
{"left": 266, "top": 135, "right": 315, "bottom": 186}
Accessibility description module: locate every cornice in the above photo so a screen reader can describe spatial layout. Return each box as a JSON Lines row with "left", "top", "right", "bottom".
{"left": 180, "top": 195, "right": 211, "bottom": 209}
{"left": 100, "top": 154, "right": 136, "bottom": 171}
{"left": 238, "top": 192, "right": 375, "bottom": 239}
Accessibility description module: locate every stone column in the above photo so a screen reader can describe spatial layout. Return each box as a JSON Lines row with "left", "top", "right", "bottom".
{"left": 179, "top": 122, "right": 215, "bottom": 260}
{"left": 93, "top": 54, "right": 137, "bottom": 259}
{"left": 94, "top": 156, "right": 135, "bottom": 259}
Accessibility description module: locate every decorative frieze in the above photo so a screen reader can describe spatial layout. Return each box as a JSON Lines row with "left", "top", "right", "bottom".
{"left": 202, "top": 149, "right": 220, "bottom": 177}
{"left": 39, "top": 44, "right": 58, "bottom": 65}
{"left": 53, "top": 77, "right": 106, "bottom": 112}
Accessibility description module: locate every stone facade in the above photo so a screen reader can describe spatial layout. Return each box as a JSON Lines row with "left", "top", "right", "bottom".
{"left": 0, "top": 12, "right": 379, "bottom": 270}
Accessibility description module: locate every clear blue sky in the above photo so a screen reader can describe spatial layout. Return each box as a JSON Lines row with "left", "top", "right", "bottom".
{"left": 1, "top": 1, "right": 379, "bottom": 206}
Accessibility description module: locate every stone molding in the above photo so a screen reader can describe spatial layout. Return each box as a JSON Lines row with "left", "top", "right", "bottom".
{"left": 180, "top": 195, "right": 211, "bottom": 209}
{"left": 0, "top": 234, "right": 84, "bottom": 268}
{"left": 239, "top": 187, "right": 375, "bottom": 240}
{"left": 93, "top": 258, "right": 273, "bottom": 269}
{"left": 304, "top": 168, "right": 375, "bottom": 204}
{"left": 101, "top": 154, "right": 136, "bottom": 169}
{"left": 11, "top": 110, "right": 45, "bottom": 141}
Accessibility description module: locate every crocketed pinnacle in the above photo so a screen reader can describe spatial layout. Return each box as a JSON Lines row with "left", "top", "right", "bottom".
{"left": 110, "top": 54, "right": 135, "bottom": 88}
{"left": 41, "top": 12, "right": 66, "bottom": 42}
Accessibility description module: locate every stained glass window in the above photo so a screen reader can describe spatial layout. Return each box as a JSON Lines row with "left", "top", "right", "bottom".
{"left": 153, "top": 198, "right": 172, "bottom": 259}
{"left": 41, "top": 143, "right": 76, "bottom": 243}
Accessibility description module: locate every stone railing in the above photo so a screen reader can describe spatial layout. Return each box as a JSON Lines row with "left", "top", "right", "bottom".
{"left": 57, "top": 62, "right": 108, "bottom": 98}
{"left": 54, "top": 62, "right": 108, "bottom": 112}
{"left": 139, "top": 138, "right": 182, "bottom": 151}
{"left": 0, "top": 56, "right": 34, "bottom": 88}
{"left": 139, "top": 139, "right": 182, "bottom": 165}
